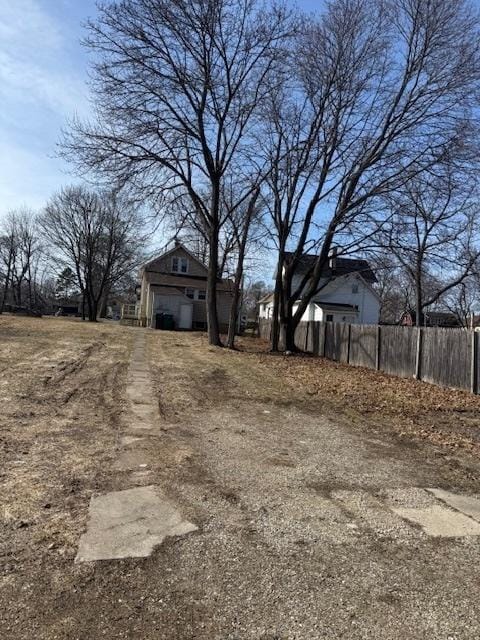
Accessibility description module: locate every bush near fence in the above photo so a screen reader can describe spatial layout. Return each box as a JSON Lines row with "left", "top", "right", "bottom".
{"left": 257, "top": 319, "right": 478, "bottom": 394}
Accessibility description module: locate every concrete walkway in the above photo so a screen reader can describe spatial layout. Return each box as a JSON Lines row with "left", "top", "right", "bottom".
{"left": 76, "top": 332, "right": 197, "bottom": 562}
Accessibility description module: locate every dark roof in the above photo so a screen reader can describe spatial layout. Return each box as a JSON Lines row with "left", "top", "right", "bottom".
{"left": 315, "top": 302, "right": 359, "bottom": 311}
{"left": 285, "top": 252, "right": 377, "bottom": 283}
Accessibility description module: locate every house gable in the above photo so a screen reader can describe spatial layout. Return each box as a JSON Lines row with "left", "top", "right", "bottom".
{"left": 143, "top": 244, "right": 208, "bottom": 279}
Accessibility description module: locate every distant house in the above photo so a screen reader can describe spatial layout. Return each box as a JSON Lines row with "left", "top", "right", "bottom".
{"left": 54, "top": 296, "right": 82, "bottom": 316}
{"left": 138, "top": 242, "right": 234, "bottom": 330}
{"left": 400, "top": 309, "right": 461, "bottom": 328}
{"left": 258, "top": 250, "right": 380, "bottom": 324}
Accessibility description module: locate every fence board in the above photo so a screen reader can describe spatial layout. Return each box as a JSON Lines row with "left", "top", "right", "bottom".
{"left": 258, "top": 318, "right": 271, "bottom": 340}
{"left": 294, "top": 322, "right": 308, "bottom": 351}
{"left": 324, "top": 322, "right": 334, "bottom": 359}
{"left": 257, "top": 318, "right": 477, "bottom": 394}
{"left": 379, "top": 325, "right": 417, "bottom": 378}
{"left": 305, "top": 321, "right": 317, "bottom": 354}
{"left": 349, "top": 324, "right": 377, "bottom": 369}
{"left": 421, "top": 328, "right": 471, "bottom": 391}
{"left": 325, "top": 322, "right": 349, "bottom": 362}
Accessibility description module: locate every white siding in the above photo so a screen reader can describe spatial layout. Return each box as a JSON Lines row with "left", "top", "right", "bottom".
{"left": 259, "top": 301, "right": 274, "bottom": 319}
{"left": 292, "top": 273, "right": 380, "bottom": 325}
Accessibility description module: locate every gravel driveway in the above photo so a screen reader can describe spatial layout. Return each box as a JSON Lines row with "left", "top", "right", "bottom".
{"left": 2, "top": 318, "right": 480, "bottom": 639}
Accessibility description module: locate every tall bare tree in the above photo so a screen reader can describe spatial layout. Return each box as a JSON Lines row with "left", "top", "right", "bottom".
{"left": 0, "top": 215, "right": 17, "bottom": 314}
{"left": 61, "top": 0, "right": 296, "bottom": 345}
{"left": 383, "top": 165, "right": 479, "bottom": 326}
{"left": 0, "top": 210, "right": 43, "bottom": 313}
{"left": 40, "top": 186, "right": 146, "bottom": 322}
{"left": 262, "top": 0, "right": 480, "bottom": 350}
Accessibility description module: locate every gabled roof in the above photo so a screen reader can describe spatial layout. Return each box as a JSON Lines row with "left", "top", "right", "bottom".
{"left": 141, "top": 241, "right": 207, "bottom": 272}
{"left": 285, "top": 252, "right": 377, "bottom": 283}
{"left": 257, "top": 292, "right": 274, "bottom": 305}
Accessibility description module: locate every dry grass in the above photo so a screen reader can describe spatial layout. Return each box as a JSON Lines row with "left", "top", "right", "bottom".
{"left": 147, "top": 329, "right": 480, "bottom": 457}
{"left": 236, "top": 336, "right": 480, "bottom": 455}
{"left": 0, "top": 315, "right": 133, "bottom": 552}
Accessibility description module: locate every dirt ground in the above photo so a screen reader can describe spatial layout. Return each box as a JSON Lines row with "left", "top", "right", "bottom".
{"left": 1, "top": 316, "right": 480, "bottom": 639}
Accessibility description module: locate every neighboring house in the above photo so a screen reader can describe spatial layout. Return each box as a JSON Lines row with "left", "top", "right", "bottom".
{"left": 54, "top": 295, "right": 82, "bottom": 316}
{"left": 257, "top": 292, "right": 275, "bottom": 320}
{"left": 258, "top": 251, "right": 380, "bottom": 325}
{"left": 400, "top": 309, "right": 461, "bottom": 328}
{"left": 138, "top": 242, "right": 234, "bottom": 331}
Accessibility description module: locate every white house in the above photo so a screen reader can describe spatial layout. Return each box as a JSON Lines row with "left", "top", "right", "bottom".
{"left": 258, "top": 251, "right": 380, "bottom": 325}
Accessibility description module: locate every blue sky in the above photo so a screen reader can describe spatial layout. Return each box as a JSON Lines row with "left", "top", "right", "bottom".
{"left": 0, "top": 0, "right": 318, "bottom": 217}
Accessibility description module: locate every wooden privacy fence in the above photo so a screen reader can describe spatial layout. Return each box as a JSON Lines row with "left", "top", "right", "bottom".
{"left": 258, "top": 319, "right": 479, "bottom": 394}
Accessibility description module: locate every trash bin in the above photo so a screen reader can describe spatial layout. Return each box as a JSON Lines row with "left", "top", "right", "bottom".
{"left": 162, "top": 314, "right": 175, "bottom": 330}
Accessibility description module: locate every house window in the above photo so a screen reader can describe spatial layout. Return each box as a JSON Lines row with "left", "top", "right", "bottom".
{"left": 185, "top": 288, "right": 195, "bottom": 299}
{"left": 172, "top": 256, "right": 188, "bottom": 273}
{"left": 326, "top": 314, "right": 334, "bottom": 322}
{"left": 197, "top": 289, "right": 206, "bottom": 300}
{"left": 352, "top": 282, "right": 359, "bottom": 294}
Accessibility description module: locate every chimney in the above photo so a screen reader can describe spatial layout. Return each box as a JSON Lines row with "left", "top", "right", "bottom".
{"left": 329, "top": 247, "right": 338, "bottom": 270}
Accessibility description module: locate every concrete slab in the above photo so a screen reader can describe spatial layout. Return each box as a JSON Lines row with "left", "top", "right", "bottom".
{"left": 120, "top": 435, "right": 144, "bottom": 446}
{"left": 130, "top": 470, "right": 154, "bottom": 485}
{"left": 393, "top": 505, "right": 480, "bottom": 537}
{"left": 76, "top": 486, "right": 197, "bottom": 562}
{"left": 332, "top": 490, "right": 417, "bottom": 538}
{"left": 426, "top": 489, "right": 480, "bottom": 523}
{"left": 130, "top": 403, "right": 157, "bottom": 422}
{"left": 113, "top": 449, "right": 151, "bottom": 471}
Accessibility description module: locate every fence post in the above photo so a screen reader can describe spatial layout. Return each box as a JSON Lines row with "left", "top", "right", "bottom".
{"left": 375, "top": 325, "right": 381, "bottom": 370}
{"left": 312, "top": 322, "right": 319, "bottom": 355}
{"left": 471, "top": 330, "right": 477, "bottom": 394}
{"left": 346, "top": 323, "right": 351, "bottom": 364}
{"left": 415, "top": 327, "right": 422, "bottom": 380}
{"left": 322, "top": 322, "right": 327, "bottom": 357}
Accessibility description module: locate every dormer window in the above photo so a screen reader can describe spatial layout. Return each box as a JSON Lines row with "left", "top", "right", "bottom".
{"left": 352, "top": 282, "right": 359, "bottom": 294}
{"left": 172, "top": 256, "right": 188, "bottom": 274}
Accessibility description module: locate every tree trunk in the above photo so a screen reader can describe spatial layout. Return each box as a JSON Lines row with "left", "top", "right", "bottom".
{"left": 206, "top": 181, "right": 222, "bottom": 346}
{"left": 415, "top": 267, "right": 422, "bottom": 327}
{"left": 271, "top": 252, "right": 286, "bottom": 351}
{"left": 226, "top": 274, "right": 242, "bottom": 349}
{"left": 226, "top": 189, "right": 259, "bottom": 349}
{"left": 100, "top": 289, "right": 109, "bottom": 318}
{"left": 226, "top": 242, "right": 246, "bottom": 349}
{"left": 0, "top": 252, "right": 12, "bottom": 313}
{"left": 88, "top": 299, "right": 98, "bottom": 322}
{"left": 85, "top": 288, "right": 97, "bottom": 322}
{"left": 206, "top": 230, "right": 222, "bottom": 345}
{"left": 283, "top": 299, "right": 296, "bottom": 352}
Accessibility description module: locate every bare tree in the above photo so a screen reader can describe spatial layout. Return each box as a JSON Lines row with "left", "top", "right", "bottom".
{"left": 224, "top": 185, "right": 262, "bottom": 348}
{"left": 0, "top": 215, "right": 17, "bottom": 314}
{"left": 60, "top": 0, "right": 296, "bottom": 345}
{"left": 262, "top": 0, "right": 480, "bottom": 350}
{"left": 39, "top": 186, "right": 147, "bottom": 322}
{"left": 383, "top": 165, "right": 479, "bottom": 326}
{"left": 0, "top": 210, "right": 44, "bottom": 313}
